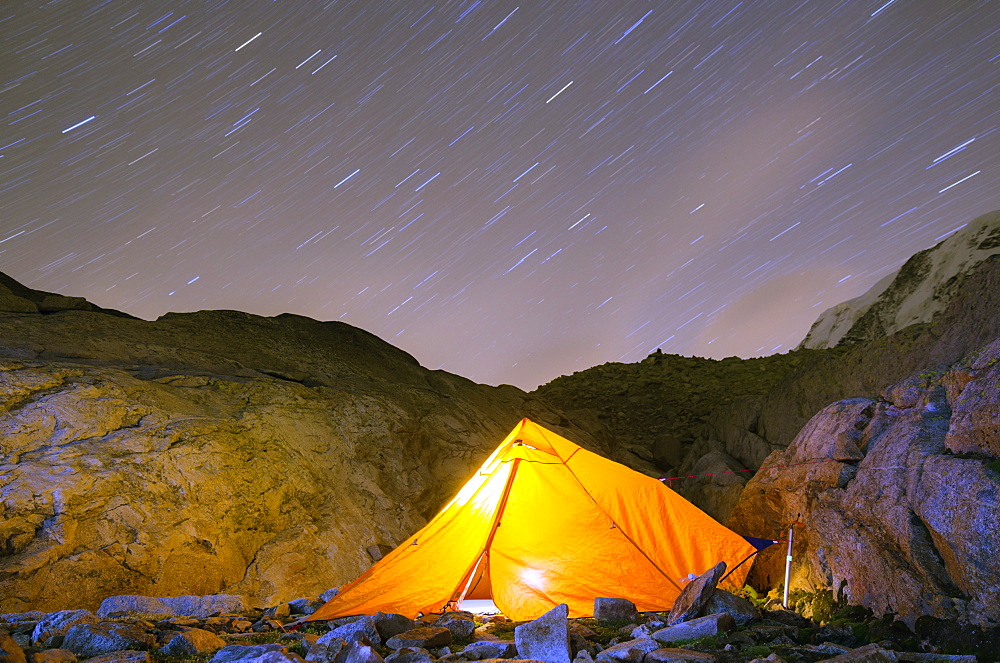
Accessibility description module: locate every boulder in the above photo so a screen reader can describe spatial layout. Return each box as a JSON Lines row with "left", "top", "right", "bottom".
{"left": 459, "top": 641, "right": 517, "bottom": 660}
{"left": 96, "top": 597, "right": 172, "bottom": 618}
{"left": 666, "top": 563, "right": 726, "bottom": 625}
{"left": 158, "top": 596, "right": 248, "bottom": 618}
{"left": 62, "top": 623, "right": 156, "bottom": 658}
{"left": 160, "top": 628, "right": 227, "bottom": 655}
{"left": 943, "top": 339, "right": 1000, "bottom": 456}
{"left": 210, "top": 645, "right": 288, "bottom": 663}
{"left": 339, "top": 641, "right": 384, "bottom": 663}
{"left": 0, "top": 631, "right": 26, "bottom": 663}
{"left": 513, "top": 604, "right": 571, "bottom": 663}
{"left": 435, "top": 614, "right": 476, "bottom": 641}
{"left": 627, "top": 625, "right": 651, "bottom": 640}
{"left": 593, "top": 639, "right": 660, "bottom": 663}
{"left": 304, "top": 634, "right": 345, "bottom": 663}
{"left": 264, "top": 605, "right": 291, "bottom": 619}
{"left": 288, "top": 599, "right": 325, "bottom": 616}
{"left": 645, "top": 650, "right": 716, "bottom": 663}
{"left": 651, "top": 614, "right": 734, "bottom": 644}
{"left": 703, "top": 590, "right": 757, "bottom": 626}
{"left": 373, "top": 614, "right": 415, "bottom": 642}
{"left": 385, "top": 628, "right": 451, "bottom": 651}
{"left": 32, "top": 613, "right": 98, "bottom": 647}
{"left": 592, "top": 599, "right": 638, "bottom": 624}
{"left": 328, "top": 617, "right": 380, "bottom": 646}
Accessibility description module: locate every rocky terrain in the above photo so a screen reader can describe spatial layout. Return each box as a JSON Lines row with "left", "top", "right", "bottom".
{"left": 731, "top": 337, "right": 1000, "bottom": 629}
{"left": 0, "top": 273, "right": 618, "bottom": 613}
{"left": 3, "top": 208, "right": 999, "bottom": 658}
{"left": 1, "top": 560, "right": 985, "bottom": 663}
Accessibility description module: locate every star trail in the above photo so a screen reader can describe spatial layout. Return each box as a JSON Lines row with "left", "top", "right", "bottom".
{"left": 1, "top": 1, "right": 998, "bottom": 389}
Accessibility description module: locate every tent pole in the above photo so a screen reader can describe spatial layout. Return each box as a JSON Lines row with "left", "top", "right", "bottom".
{"left": 782, "top": 524, "right": 794, "bottom": 608}
{"left": 447, "top": 458, "right": 522, "bottom": 609}
{"left": 455, "top": 549, "right": 487, "bottom": 607}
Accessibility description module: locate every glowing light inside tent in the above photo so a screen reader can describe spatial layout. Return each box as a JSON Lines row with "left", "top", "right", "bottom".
{"left": 521, "top": 568, "right": 546, "bottom": 590}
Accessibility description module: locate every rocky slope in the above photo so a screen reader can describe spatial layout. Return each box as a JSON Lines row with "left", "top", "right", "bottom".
{"left": 533, "top": 349, "right": 839, "bottom": 477}
{"left": 0, "top": 273, "right": 615, "bottom": 613}
{"left": 730, "top": 337, "right": 1000, "bottom": 629}
{"left": 535, "top": 252, "right": 1000, "bottom": 523}
{"left": 800, "top": 209, "right": 1000, "bottom": 349}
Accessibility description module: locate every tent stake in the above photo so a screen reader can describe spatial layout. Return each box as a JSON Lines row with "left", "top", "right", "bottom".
{"left": 782, "top": 523, "right": 794, "bottom": 608}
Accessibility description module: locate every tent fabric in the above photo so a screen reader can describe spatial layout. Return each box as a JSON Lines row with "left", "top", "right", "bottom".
{"left": 307, "top": 419, "right": 759, "bottom": 622}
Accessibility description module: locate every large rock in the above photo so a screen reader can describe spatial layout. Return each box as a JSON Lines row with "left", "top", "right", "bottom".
{"left": 96, "top": 597, "right": 172, "bottom": 618}
{"left": 372, "top": 614, "right": 415, "bottom": 642}
{"left": 666, "top": 563, "right": 726, "bottom": 625}
{"left": 31, "top": 612, "right": 97, "bottom": 646}
{"left": 592, "top": 599, "right": 638, "bottom": 624}
{"left": 160, "top": 628, "right": 227, "bottom": 655}
{"left": 62, "top": 623, "right": 156, "bottom": 657}
{"left": 327, "top": 616, "right": 380, "bottom": 646}
{"left": 703, "top": 590, "right": 758, "bottom": 626}
{"left": 651, "top": 614, "right": 733, "bottom": 644}
{"left": 458, "top": 641, "right": 517, "bottom": 660}
{"left": 0, "top": 272, "right": 617, "bottom": 612}
{"left": 385, "top": 628, "right": 451, "bottom": 651}
{"left": 304, "top": 634, "right": 345, "bottom": 663}
{"left": 730, "top": 340, "right": 1000, "bottom": 628}
{"left": 210, "top": 645, "right": 288, "bottom": 663}
{"left": 514, "top": 604, "right": 571, "bottom": 663}
{"left": 593, "top": 639, "right": 660, "bottom": 663}
{"left": 434, "top": 614, "right": 476, "bottom": 641}
{"left": 339, "top": 641, "right": 384, "bottom": 663}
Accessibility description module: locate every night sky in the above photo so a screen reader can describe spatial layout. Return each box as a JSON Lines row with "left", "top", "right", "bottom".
{"left": 2, "top": 1, "right": 998, "bottom": 389}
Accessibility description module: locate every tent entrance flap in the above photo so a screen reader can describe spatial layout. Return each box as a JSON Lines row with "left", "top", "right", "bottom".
{"left": 461, "top": 552, "right": 494, "bottom": 600}
{"left": 449, "top": 457, "right": 521, "bottom": 607}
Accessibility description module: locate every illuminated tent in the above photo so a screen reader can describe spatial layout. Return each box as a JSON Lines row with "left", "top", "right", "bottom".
{"left": 307, "top": 419, "right": 760, "bottom": 622}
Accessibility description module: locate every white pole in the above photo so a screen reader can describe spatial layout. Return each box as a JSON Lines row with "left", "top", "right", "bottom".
{"left": 782, "top": 524, "right": 794, "bottom": 608}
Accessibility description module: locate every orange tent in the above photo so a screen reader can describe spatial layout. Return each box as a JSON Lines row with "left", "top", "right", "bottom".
{"left": 307, "top": 419, "right": 758, "bottom": 621}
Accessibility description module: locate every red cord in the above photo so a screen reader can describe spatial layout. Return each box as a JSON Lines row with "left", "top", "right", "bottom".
{"left": 659, "top": 458, "right": 834, "bottom": 486}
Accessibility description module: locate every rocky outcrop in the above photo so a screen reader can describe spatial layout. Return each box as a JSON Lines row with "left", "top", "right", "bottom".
{"left": 730, "top": 338, "right": 1000, "bottom": 628}
{"left": 664, "top": 253, "right": 1000, "bottom": 519}
{"left": 0, "top": 274, "right": 615, "bottom": 613}
{"left": 801, "top": 209, "right": 1000, "bottom": 349}
{"left": 532, "top": 351, "right": 828, "bottom": 475}
{"left": 0, "top": 273, "right": 132, "bottom": 318}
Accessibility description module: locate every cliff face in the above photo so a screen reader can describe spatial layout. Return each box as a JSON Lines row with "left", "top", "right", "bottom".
{"left": 0, "top": 281, "right": 613, "bottom": 613}
{"left": 800, "top": 209, "right": 1000, "bottom": 349}
{"left": 730, "top": 338, "right": 1000, "bottom": 628}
